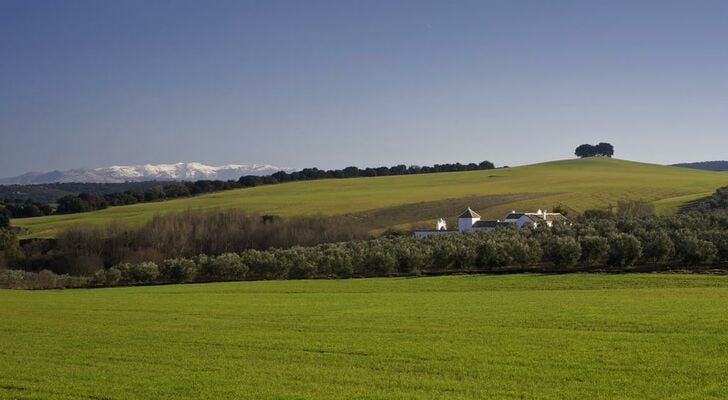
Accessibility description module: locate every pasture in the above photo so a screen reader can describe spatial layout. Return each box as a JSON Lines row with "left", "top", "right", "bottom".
{"left": 13, "top": 157, "right": 728, "bottom": 237}
{"left": 2, "top": 273, "right": 728, "bottom": 399}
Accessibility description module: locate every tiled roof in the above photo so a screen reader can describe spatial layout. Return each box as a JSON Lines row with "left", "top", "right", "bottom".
{"left": 472, "top": 220, "right": 514, "bottom": 228}
{"left": 458, "top": 207, "right": 481, "bottom": 219}
{"left": 526, "top": 213, "right": 568, "bottom": 222}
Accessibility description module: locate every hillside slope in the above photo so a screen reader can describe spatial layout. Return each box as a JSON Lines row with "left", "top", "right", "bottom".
{"left": 673, "top": 161, "right": 728, "bottom": 172}
{"left": 14, "top": 158, "right": 728, "bottom": 237}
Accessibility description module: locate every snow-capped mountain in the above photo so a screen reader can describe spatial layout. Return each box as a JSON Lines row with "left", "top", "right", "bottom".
{"left": 0, "top": 162, "right": 294, "bottom": 185}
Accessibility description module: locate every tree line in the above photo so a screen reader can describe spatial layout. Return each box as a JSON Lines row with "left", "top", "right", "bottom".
{"left": 3, "top": 203, "right": 728, "bottom": 289}
{"left": 3, "top": 209, "right": 370, "bottom": 276}
{"left": 0, "top": 181, "right": 166, "bottom": 204}
{"left": 4, "top": 160, "right": 497, "bottom": 218}
{"left": 256, "top": 161, "right": 496, "bottom": 186}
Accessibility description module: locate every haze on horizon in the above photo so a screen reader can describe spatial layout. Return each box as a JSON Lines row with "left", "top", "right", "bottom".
{"left": 2, "top": 0, "right": 727, "bottom": 177}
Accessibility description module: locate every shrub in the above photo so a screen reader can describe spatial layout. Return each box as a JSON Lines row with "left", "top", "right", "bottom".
{"left": 392, "top": 239, "right": 432, "bottom": 274}
{"left": 240, "top": 250, "right": 279, "bottom": 279}
{"left": 476, "top": 239, "right": 511, "bottom": 269}
{"left": 579, "top": 236, "right": 608, "bottom": 265}
{"left": 673, "top": 231, "right": 717, "bottom": 265}
{"left": 315, "top": 244, "right": 355, "bottom": 276}
{"left": 701, "top": 230, "right": 728, "bottom": 261}
{"left": 607, "top": 234, "right": 642, "bottom": 268}
{"left": 0, "top": 269, "right": 27, "bottom": 288}
{"left": 106, "top": 267, "right": 122, "bottom": 285}
{"left": 280, "top": 248, "right": 318, "bottom": 279}
{"left": 159, "top": 258, "right": 197, "bottom": 283}
{"left": 640, "top": 231, "right": 674, "bottom": 263}
{"left": 131, "top": 262, "right": 160, "bottom": 283}
{"left": 198, "top": 253, "right": 248, "bottom": 281}
{"left": 0, "top": 269, "right": 90, "bottom": 289}
{"left": 358, "top": 243, "right": 399, "bottom": 275}
{"left": 545, "top": 236, "right": 581, "bottom": 268}
{"left": 112, "top": 262, "right": 160, "bottom": 283}
{"left": 93, "top": 268, "right": 122, "bottom": 286}
{"left": 0, "top": 229, "right": 22, "bottom": 265}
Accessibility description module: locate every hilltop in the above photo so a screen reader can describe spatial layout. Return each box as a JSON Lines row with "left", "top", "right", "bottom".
{"left": 13, "top": 157, "right": 728, "bottom": 238}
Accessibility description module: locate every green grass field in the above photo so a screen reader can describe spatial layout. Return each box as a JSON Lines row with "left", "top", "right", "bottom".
{"left": 13, "top": 158, "right": 728, "bottom": 237}
{"left": 2, "top": 274, "right": 728, "bottom": 399}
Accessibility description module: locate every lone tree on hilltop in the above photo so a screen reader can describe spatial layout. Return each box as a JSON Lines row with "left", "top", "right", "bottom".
{"left": 594, "top": 142, "right": 614, "bottom": 157}
{"left": 575, "top": 142, "right": 615, "bottom": 158}
{"left": 575, "top": 144, "right": 596, "bottom": 158}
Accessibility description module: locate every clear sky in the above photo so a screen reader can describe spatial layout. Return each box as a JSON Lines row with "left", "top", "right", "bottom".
{"left": 2, "top": 0, "right": 727, "bottom": 176}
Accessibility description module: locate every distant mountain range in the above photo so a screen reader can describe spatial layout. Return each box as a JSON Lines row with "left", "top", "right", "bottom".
{"left": 673, "top": 161, "right": 728, "bottom": 172}
{"left": 0, "top": 162, "right": 294, "bottom": 185}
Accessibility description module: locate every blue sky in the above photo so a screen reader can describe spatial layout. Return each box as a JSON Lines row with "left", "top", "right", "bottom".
{"left": 2, "top": 0, "right": 728, "bottom": 176}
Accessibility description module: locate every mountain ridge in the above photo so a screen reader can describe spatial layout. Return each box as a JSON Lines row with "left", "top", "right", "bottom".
{"left": 0, "top": 162, "right": 294, "bottom": 185}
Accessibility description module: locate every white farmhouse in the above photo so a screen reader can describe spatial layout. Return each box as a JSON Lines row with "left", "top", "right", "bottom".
{"left": 414, "top": 207, "right": 567, "bottom": 237}
{"left": 501, "top": 209, "right": 568, "bottom": 229}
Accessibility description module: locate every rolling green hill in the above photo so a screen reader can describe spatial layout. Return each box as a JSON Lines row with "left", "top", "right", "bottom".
{"left": 13, "top": 157, "right": 728, "bottom": 238}
{"left": 2, "top": 274, "right": 728, "bottom": 399}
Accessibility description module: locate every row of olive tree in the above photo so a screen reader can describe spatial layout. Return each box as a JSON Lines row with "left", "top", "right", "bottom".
{"left": 4, "top": 210, "right": 728, "bottom": 289}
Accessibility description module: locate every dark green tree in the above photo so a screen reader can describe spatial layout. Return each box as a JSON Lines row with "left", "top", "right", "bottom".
{"left": 595, "top": 142, "right": 615, "bottom": 157}
{"left": 575, "top": 144, "right": 596, "bottom": 158}
{"left": 607, "top": 233, "right": 642, "bottom": 267}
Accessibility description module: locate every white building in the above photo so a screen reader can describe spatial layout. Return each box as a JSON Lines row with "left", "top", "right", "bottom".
{"left": 500, "top": 209, "right": 567, "bottom": 229}
{"left": 414, "top": 207, "right": 567, "bottom": 237}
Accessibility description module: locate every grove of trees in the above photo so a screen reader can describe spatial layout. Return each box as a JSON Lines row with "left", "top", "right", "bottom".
{"left": 575, "top": 142, "right": 615, "bottom": 158}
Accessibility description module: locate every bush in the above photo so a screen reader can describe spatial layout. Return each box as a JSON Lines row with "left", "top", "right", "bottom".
{"left": 316, "top": 244, "right": 355, "bottom": 276}
{"left": 579, "top": 236, "right": 608, "bottom": 265}
{"left": 113, "top": 262, "right": 160, "bottom": 284}
{"left": 279, "top": 248, "right": 318, "bottom": 279}
{"left": 0, "top": 269, "right": 90, "bottom": 289}
{"left": 640, "top": 231, "right": 674, "bottom": 263}
{"left": 159, "top": 258, "right": 197, "bottom": 283}
{"left": 0, "top": 229, "right": 22, "bottom": 265}
{"left": 607, "top": 234, "right": 642, "bottom": 268}
{"left": 358, "top": 243, "right": 399, "bottom": 275}
{"left": 673, "top": 231, "right": 717, "bottom": 265}
{"left": 0, "top": 269, "right": 27, "bottom": 288}
{"left": 391, "top": 239, "right": 431, "bottom": 274}
{"left": 545, "top": 236, "right": 581, "bottom": 268}
{"left": 701, "top": 230, "right": 728, "bottom": 261}
{"left": 198, "top": 253, "right": 248, "bottom": 281}
{"left": 476, "top": 239, "right": 512, "bottom": 269}
{"left": 240, "top": 250, "right": 279, "bottom": 279}
{"left": 133, "top": 262, "right": 160, "bottom": 283}
{"left": 93, "top": 268, "right": 122, "bottom": 286}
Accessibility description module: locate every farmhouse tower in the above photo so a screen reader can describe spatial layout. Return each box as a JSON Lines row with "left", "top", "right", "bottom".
{"left": 457, "top": 207, "right": 481, "bottom": 232}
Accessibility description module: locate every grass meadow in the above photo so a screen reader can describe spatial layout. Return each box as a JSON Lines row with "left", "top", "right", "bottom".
{"left": 14, "top": 158, "right": 728, "bottom": 238}
{"left": 2, "top": 273, "right": 728, "bottom": 399}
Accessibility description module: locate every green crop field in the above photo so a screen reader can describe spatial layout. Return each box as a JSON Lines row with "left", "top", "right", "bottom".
{"left": 2, "top": 274, "right": 728, "bottom": 399}
{"left": 13, "top": 158, "right": 728, "bottom": 238}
